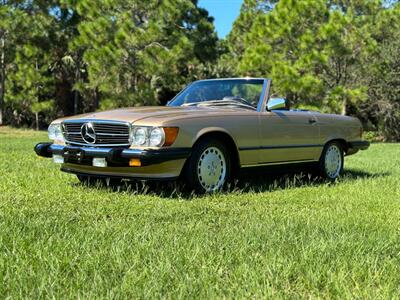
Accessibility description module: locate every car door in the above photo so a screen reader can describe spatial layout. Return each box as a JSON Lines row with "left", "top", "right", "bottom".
{"left": 258, "top": 110, "right": 321, "bottom": 164}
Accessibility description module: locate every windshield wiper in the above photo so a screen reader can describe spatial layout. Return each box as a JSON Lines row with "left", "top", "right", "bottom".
{"left": 182, "top": 99, "right": 256, "bottom": 110}
{"left": 181, "top": 100, "right": 221, "bottom": 107}
{"left": 198, "top": 100, "right": 256, "bottom": 110}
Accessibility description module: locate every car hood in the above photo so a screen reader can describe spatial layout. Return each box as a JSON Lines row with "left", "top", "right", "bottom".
{"left": 57, "top": 106, "right": 251, "bottom": 124}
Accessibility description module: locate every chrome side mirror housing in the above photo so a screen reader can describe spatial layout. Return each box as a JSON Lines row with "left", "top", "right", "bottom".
{"left": 267, "top": 98, "right": 287, "bottom": 111}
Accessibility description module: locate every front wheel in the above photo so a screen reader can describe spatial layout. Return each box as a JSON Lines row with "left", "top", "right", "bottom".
{"left": 183, "top": 138, "right": 231, "bottom": 193}
{"left": 318, "top": 142, "right": 344, "bottom": 180}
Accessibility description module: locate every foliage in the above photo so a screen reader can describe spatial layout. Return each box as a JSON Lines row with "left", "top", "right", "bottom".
{"left": 1, "top": 0, "right": 400, "bottom": 140}
{"left": 226, "top": 0, "right": 371, "bottom": 110}
{"left": 356, "top": 4, "right": 400, "bottom": 141}
{"left": 221, "top": 0, "right": 400, "bottom": 140}
{"left": 1, "top": 0, "right": 80, "bottom": 127}
{"left": 73, "top": 0, "right": 219, "bottom": 109}
{"left": 362, "top": 130, "right": 385, "bottom": 143}
{"left": 1, "top": 0, "right": 219, "bottom": 126}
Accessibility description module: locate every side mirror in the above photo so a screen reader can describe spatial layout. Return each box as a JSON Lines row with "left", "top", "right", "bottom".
{"left": 267, "top": 98, "right": 287, "bottom": 111}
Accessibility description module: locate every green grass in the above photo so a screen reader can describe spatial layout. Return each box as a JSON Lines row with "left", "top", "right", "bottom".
{"left": 1, "top": 127, "right": 400, "bottom": 299}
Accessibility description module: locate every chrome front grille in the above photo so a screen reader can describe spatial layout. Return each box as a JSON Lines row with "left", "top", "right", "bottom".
{"left": 62, "top": 120, "right": 131, "bottom": 147}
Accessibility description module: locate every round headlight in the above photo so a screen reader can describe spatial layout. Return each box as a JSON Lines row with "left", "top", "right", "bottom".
{"left": 48, "top": 124, "right": 64, "bottom": 141}
{"left": 149, "top": 127, "right": 165, "bottom": 147}
{"left": 133, "top": 127, "right": 148, "bottom": 146}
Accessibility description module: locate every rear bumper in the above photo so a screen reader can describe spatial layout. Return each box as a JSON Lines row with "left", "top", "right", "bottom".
{"left": 34, "top": 143, "right": 191, "bottom": 167}
{"left": 348, "top": 141, "right": 370, "bottom": 151}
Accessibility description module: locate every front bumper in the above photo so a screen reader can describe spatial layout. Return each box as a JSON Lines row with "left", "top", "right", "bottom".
{"left": 34, "top": 143, "right": 191, "bottom": 167}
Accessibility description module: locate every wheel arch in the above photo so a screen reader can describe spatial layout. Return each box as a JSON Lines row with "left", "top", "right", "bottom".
{"left": 192, "top": 129, "right": 241, "bottom": 174}
{"left": 323, "top": 138, "right": 349, "bottom": 154}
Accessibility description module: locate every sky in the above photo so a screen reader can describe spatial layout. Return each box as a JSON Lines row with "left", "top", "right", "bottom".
{"left": 198, "top": 0, "right": 244, "bottom": 39}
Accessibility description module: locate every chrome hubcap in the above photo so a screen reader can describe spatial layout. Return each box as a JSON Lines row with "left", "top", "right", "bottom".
{"left": 197, "top": 147, "right": 226, "bottom": 192}
{"left": 325, "top": 145, "right": 342, "bottom": 178}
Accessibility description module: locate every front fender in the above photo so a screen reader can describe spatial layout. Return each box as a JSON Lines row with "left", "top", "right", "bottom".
{"left": 193, "top": 127, "right": 237, "bottom": 146}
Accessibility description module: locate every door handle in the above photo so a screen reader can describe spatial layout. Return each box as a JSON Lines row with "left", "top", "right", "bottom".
{"left": 309, "top": 118, "right": 317, "bottom": 124}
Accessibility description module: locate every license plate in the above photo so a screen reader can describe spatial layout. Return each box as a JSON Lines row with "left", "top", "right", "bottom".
{"left": 52, "top": 154, "right": 64, "bottom": 164}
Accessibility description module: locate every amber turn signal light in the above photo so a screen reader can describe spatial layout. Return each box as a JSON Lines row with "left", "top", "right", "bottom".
{"left": 163, "top": 127, "right": 179, "bottom": 146}
{"left": 129, "top": 159, "right": 142, "bottom": 167}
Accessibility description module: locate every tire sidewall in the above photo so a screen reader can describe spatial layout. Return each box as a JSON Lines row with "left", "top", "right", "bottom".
{"left": 319, "top": 142, "right": 344, "bottom": 180}
{"left": 183, "top": 138, "right": 231, "bottom": 193}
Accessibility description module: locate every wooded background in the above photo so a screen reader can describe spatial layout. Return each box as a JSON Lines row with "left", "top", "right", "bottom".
{"left": 0, "top": 0, "right": 399, "bottom": 140}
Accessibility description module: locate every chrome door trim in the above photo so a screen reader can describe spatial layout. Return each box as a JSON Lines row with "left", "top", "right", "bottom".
{"left": 239, "top": 144, "right": 324, "bottom": 151}
{"left": 241, "top": 159, "right": 318, "bottom": 168}
{"left": 257, "top": 79, "right": 272, "bottom": 112}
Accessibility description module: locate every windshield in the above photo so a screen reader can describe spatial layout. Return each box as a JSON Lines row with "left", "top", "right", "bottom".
{"left": 168, "top": 79, "right": 264, "bottom": 109}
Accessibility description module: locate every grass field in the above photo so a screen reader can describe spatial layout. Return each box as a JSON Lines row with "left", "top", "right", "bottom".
{"left": 1, "top": 127, "right": 400, "bottom": 299}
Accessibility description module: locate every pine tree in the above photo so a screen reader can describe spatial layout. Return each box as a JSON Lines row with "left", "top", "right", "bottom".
{"left": 226, "top": 0, "right": 382, "bottom": 114}
{"left": 73, "top": 0, "right": 219, "bottom": 109}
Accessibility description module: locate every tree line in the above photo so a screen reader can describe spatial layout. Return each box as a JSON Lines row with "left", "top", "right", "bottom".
{"left": 1, "top": 0, "right": 399, "bottom": 140}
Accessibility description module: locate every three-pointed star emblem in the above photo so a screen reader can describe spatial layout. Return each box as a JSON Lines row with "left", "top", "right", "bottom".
{"left": 81, "top": 122, "right": 96, "bottom": 144}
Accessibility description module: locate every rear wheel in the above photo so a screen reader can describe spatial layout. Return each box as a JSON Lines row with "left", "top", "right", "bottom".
{"left": 318, "top": 142, "right": 344, "bottom": 180}
{"left": 183, "top": 138, "right": 231, "bottom": 193}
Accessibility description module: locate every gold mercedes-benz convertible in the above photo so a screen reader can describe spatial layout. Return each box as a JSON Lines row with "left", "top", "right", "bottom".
{"left": 35, "top": 78, "right": 369, "bottom": 193}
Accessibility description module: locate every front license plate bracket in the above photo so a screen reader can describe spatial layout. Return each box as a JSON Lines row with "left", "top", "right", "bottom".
{"left": 64, "top": 149, "right": 84, "bottom": 163}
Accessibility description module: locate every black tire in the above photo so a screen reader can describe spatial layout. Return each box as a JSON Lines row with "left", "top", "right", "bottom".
{"left": 182, "top": 138, "right": 231, "bottom": 193}
{"left": 318, "top": 141, "right": 344, "bottom": 180}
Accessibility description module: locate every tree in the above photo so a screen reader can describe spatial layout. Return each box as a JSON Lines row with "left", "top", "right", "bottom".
{"left": 225, "top": 0, "right": 386, "bottom": 115}
{"left": 72, "top": 0, "right": 219, "bottom": 109}
{"left": 0, "top": 0, "right": 219, "bottom": 127}
{"left": 1, "top": 0, "right": 82, "bottom": 127}
{"left": 2, "top": 0, "right": 399, "bottom": 141}
{"left": 1, "top": 2, "right": 53, "bottom": 126}
{"left": 0, "top": 20, "right": 5, "bottom": 125}
{"left": 355, "top": 3, "right": 400, "bottom": 140}
{"left": 0, "top": 1, "right": 16, "bottom": 125}
{"left": 320, "top": 0, "right": 382, "bottom": 114}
